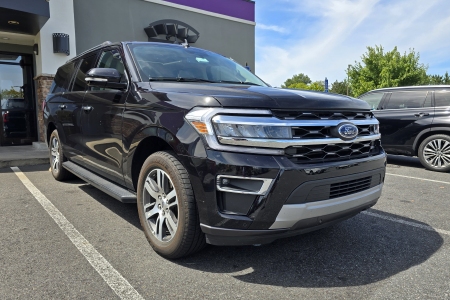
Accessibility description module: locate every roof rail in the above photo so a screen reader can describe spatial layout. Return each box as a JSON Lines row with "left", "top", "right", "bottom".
{"left": 67, "top": 41, "right": 113, "bottom": 63}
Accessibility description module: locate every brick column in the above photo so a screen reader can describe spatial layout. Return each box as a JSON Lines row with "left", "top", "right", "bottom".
{"left": 34, "top": 74, "right": 54, "bottom": 142}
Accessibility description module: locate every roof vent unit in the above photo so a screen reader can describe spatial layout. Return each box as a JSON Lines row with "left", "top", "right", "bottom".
{"left": 144, "top": 19, "right": 199, "bottom": 44}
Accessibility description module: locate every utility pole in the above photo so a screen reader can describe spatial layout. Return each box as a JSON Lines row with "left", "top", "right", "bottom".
{"left": 347, "top": 64, "right": 351, "bottom": 96}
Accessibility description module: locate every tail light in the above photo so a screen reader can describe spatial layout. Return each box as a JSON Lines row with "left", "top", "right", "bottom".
{"left": 3, "top": 111, "right": 9, "bottom": 123}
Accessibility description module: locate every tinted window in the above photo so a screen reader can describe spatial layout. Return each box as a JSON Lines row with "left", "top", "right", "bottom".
{"left": 359, "top": 92, "right": 384, "bottom": 110}
{"left": 423, "top": 92, "right": 432, "bottom": 107}
{"left": 435, "top": 91, "right": 450, "bottom": 107}
{"left": 72, "top": 55, "right": 98, "bottom": 92}
{"left": 97, "top": 49, "right": 126, "bottom": 84}
{"left": 385, "top": 91, "right": 428, "bottom": 109}
{"left": 51, "top": 62, "right": 75, "bottom": 93}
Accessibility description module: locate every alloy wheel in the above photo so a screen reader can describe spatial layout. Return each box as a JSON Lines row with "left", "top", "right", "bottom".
{"left": 51, "top": 137, "right": 60, "bottom": 172}
{"left": 142, "top": 168, "right": 179, "bottom": 242}
{"left": 423, "top": 139, "right": 450, "bottom": 168}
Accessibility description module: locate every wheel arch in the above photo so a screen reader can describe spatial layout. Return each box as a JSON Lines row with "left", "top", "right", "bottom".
{"left": 46, "top": 121, "right": 57, "bottom": 145}
{"left": 413, "top": 127, "right": 450, "bottom": 156}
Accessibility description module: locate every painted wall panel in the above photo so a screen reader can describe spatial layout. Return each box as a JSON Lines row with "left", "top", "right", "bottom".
{"left": 73, "top": 0, "right": 255, "bottom": 71}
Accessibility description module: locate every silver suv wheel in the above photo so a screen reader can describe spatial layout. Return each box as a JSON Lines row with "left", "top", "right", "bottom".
{"left": 142, "top": 168, "right": 179, "bottom": 242}
{"left": 423, "top": 138, "right": 450, "bottom": 168}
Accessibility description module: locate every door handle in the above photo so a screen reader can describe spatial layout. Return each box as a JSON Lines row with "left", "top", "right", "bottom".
{"left": 414, "top": 113, "right": 429, "bottom": 117}
{"left": 82, "top": 106, "right": 93, "bottom": 112}
{"left": 58, "top": 104, "right": 66, "bottom": 110}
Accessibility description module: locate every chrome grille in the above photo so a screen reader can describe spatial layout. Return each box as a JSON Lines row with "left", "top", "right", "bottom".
{"left": 272, "top": 110, "right": 374, "bottom": 120}
{"left": 285, "top": 140, "right": 382, "bottom": 164}
{"left": 291, "top": 124, "right": 378, "bottom": 139}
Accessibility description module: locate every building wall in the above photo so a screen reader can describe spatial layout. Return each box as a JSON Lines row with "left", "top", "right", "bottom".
{"left": 34, "top": 0, "right": 76, "bottom": 77}
{"left": 73, "top": 0, "right": 255, "bottom": 71}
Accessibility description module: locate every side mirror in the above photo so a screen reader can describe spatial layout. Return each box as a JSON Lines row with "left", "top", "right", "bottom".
{"left": 85, "top": 68, "right": 127, "bottom": 90}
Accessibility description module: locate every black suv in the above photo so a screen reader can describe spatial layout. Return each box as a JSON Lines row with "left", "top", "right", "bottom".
{"left": 359, "top": 86, "right": 450, "bottom": 172}
{"left": 44, "top": 42, "right": 386, "bottom": 258}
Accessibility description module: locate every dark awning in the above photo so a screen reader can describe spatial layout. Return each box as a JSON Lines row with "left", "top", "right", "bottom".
{"left": 0, "top": 0, "right": 50, "bottom": 35}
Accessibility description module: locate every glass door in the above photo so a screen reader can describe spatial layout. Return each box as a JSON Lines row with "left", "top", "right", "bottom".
{"left": 0, "top": 53, "right": 36, "bottom": 146}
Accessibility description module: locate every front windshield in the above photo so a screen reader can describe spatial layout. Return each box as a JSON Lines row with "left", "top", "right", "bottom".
{"left": 128, "top": 43, "right": 268, "bottom": 87}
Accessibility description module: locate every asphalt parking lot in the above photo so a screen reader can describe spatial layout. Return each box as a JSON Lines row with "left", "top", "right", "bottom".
{"left": 1, "top": 155, "right": 449, "bottom": 300}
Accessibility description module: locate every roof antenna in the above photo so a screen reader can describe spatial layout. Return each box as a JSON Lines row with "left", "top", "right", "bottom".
{"left": 181, "top": 39, "right": 190, "bottom": 48}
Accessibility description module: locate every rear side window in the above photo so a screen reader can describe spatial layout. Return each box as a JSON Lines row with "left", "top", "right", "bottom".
{"left": 359, "top": 92, "right": 384, "bottom": 110}
{"left": 435, "top": 91, "right": 450, "bottom": 107}
{"left": 385, "top": 91, "right": 428, "bottom": 109}
{"left": 72, "top": 55, "right": 98, "bottom": 92}
{"left": 51, "top": 62, "right": 75, "bottom": 93}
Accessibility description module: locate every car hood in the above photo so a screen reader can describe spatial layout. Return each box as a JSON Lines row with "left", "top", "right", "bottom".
{"left": 149, "top": 82, "right": 370, "bottom": 110}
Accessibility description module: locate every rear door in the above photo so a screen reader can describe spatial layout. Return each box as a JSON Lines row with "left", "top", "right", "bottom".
{"left": 80, "top": 48, "right": 129, "bottom": 186}
{"left": 374, "top": 90, "right": 434, "bottom": 155}
{"left": 432, "top": 89, "right": 450, "bottom": 129}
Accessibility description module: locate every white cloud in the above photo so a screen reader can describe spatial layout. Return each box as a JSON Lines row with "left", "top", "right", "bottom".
{"left": 255, "top": 0, "right": 450, "bottom": 88}
{"left": 257, "top": 24, "right": 287, "bottom": 33}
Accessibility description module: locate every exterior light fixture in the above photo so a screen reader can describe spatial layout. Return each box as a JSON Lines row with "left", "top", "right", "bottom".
{"left": 33, "top": 44, "right": 39, "bottom": 55}
{"left": 8, "top": 21, "right": 20, "bottom": 25}
{"left": 52, "top": 33, "right": 70, "bottom": 55}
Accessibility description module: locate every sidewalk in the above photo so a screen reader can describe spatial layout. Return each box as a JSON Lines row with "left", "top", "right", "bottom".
{"left": 0, "top": 143, "right": 49, "bottom": 169}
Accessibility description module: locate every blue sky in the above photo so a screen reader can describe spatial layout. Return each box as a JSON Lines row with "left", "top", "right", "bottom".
{"left": 254, "top": 0, "right": 450, "bottom": 87}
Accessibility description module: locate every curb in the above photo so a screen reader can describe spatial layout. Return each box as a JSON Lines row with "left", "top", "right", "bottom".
{"left": 0, "top": 158, "right": 49, "bottom": 169}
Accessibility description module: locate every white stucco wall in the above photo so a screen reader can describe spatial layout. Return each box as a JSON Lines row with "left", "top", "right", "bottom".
{"left": 34, "top": 0, "right": 76, "bottom": 76}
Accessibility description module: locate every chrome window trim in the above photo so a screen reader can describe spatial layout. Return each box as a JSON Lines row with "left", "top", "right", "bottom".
{"left": 218, "top": 134, "right": 381, "bottom": 149}
{"left": 216, "top": 175, "right": 274, "bottom": 195}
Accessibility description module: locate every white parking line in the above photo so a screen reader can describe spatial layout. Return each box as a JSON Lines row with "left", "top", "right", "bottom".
{"left": 11, "top": 167, "right": 145, "bottom": 300}
{"left": 362, "top": 211, "right": 450, "bottom": 236}
{"left": 386, "top": 173, "right": 450, "bottom": 185}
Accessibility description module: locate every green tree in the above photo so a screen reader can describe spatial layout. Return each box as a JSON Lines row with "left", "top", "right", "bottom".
{"left": 0, "top": 87, "right": 22, "bottom": 100}
{"left": 425, "top": 71, "right": 450, "bottom": 85}
{"left": 348, "top": 45, "right": 428, "bottom": 96}
{"left": 308, "top": 81, "right": 324, "bottom": 91}
{"left": 282, "top": 73, "right": 311, "bottom": 88}
{"left": 330, "top": 80, "right": 350, "bottom": 95}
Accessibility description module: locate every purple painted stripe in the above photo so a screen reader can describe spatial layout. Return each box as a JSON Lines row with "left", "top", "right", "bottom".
{"left": 163, "top": 0, "right": 255, "bottom": 22}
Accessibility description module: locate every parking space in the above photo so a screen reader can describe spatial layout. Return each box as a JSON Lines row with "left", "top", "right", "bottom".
{"left": 1, "top": 157, "right": 449, "bottom": 299}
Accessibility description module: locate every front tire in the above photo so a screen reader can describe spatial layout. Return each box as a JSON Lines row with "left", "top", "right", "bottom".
{"left": 418, "top": 134, "right": 450, "bottom": 172}
{"left": 137, "top": 151, "right": 205, "bottom": 259}
{"left": 49, "top": 129, "right": 73, "bottom": 181}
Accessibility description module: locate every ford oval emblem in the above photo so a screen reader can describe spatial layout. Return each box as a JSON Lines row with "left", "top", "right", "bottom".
{"left": 335, "top": 123, "right": 358, "bottom": 141}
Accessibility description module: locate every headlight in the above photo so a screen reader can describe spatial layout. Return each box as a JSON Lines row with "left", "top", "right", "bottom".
{"left": 213, "top": 123, "right": 292, "bottom": 139}
{"left": 185, "top": 107, "right": 285, "bottom": 155}
{"left": 373, "top": 124, "right": 379, "bottom": 134}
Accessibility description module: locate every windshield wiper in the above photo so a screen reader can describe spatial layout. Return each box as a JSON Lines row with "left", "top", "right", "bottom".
{"left": 149, "top": 77, "right": 216, "bottom": 83}
{"left": 218, "top": 80, "right": 262, "bottom": 86}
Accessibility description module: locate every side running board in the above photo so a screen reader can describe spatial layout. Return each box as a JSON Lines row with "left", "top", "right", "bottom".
{"left": 62, "top": 161, "right": 137, "bottom": 203}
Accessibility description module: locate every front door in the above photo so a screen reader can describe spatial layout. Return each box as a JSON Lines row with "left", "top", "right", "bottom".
{"left": 80, "top": 48, "right": 129, "bottom": 186}
{"left": 374, "top": 90, "right": 434, "bottom": 155}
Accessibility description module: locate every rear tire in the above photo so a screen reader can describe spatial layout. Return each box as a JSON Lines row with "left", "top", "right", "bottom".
{"left": 137, "top": 151, "right": 205, "bottom": 259}
{"left": 418, "top": 134, "right": 450, "bottom": 172}
{"left": 49, "top": 129, "right": 74, "bottom": 181}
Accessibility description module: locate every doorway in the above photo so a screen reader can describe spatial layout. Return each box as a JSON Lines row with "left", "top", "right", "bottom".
{"left": 0, "top": 52, "right": 36, "bottom": 146}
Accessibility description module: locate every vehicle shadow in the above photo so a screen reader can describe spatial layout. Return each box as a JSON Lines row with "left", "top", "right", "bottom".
{"left": 78, "top": 184, "right": 142, "bottom": 229}
{"left": 173, "top": 209, "right": 443, "bottom": 288}
{"left": 76, "top": 175, "right": 443, "bottom": 288}
{"left": 387, "top": 154, "right": 424, "bottom": 169}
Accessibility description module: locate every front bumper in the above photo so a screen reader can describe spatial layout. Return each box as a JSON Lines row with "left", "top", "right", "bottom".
{"left": 180, "top": 149, "right": 386, "bottom": 246}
